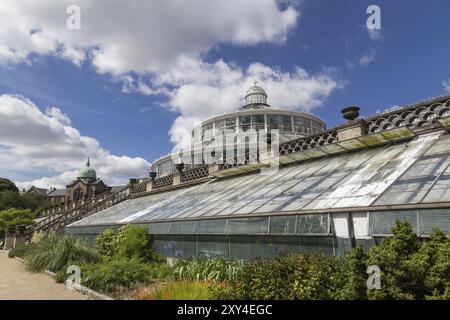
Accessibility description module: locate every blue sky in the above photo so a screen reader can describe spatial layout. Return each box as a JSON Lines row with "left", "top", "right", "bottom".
{"left": 0, "top": 0, "right": 449, "bottom": 189}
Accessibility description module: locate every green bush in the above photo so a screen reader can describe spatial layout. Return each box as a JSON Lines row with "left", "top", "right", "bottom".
{"left": 419, "top": 229, "right": 450, "bottom": 300}
{"left": 26, "top": 233, "right": 100, "bottom": 272}
{"left": 96, "top": 228, "right": 119, "bottom": 260}
{"left": 96, "top": 225, "right": 164, "bottom": 263}
{"left": 211, "top": 221, "right": 450, "bottom": 300}
{"left": 331, "top": 245, "right": 369, "bottom": 300}
{"left": 174, "top": 257, "right": 244, "bottom": 282}
{"left": 366, "top": 221, "right": 450, "bottom": 300}
{"left": 0, "top": 208, "right": 36, "bottom": 238}
{"left": 211, "top": 253, "right": 338, "bottom": 300}
{"left": 0, "top": 190, "right": 50, "bottom": 213}
{"left": 8, "top": 243, "right": 36, "bottom": 258}
{"left": 80, "top": 258, "right": 171, "bottom": 293}
{"left": 0, "top": 178, "right": 19, "bottom": 193}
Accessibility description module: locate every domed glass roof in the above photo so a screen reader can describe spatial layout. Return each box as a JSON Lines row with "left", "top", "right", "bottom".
{"left": 246, "top": 82, "right": 267, "bottom": 96}
{"left": 244, "top": 81, "right": 269, "bottom": 109}
{"left": 78, "top": 158, "right": 96, "bottom": 180}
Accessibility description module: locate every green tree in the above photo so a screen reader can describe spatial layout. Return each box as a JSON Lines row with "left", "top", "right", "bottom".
{"left": 21, "top": 192, "right": 51, "bottom": 213}
{"left": 0, "top": 191, "right": 24, "bottom": 211}
{"left": 0, "top": 208, "right": 36, "bottom": 238}
{"left": 412, "top": 229, "right": 450, "bottom": 299}
{"left": 366, "top": 220, "right": 430, "bottom": 299}
{"left": 332, "top": 245, "right": 368, "bottom": 300}
{"left": 0, "top": 189, "right": 50, "bottom": 213}
{"left": 0, "top": 178, "right": 19, "bottom": 193}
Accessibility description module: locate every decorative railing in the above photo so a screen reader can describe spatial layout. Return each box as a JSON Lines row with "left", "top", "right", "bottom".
{"left": 365, "top": 96, "right": 450, "bottom": 134}
{"left": 130, "top": 181, "right": 148, "bottom": 193}
{"left": 154, "top": 175, "right": 174, "bottom": 188}
{"left": 26, "top": 186, "right": 130, "bottom": 238}
{"left": 279, "top": 130, "right": 338, "bottom": 156}
{"left": 181, "top": 165, "right": 209, "bottom": 182}
{"left": 40, "top": 188, "right": 123, "bottom": 217}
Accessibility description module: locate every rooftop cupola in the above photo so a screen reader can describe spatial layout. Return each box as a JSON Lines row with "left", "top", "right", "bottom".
{"left": 243, "top": 81, "right": 270, "bottom": 109}
{"left": 78, "top": 157, "right": 97, "bottom": 181}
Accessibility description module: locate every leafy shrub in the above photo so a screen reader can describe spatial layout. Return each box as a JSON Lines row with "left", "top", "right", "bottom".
{"left": 80, "top": 258, "right": 171, "bottom": 293}
{"left": 0, "top": 190, "right": 50, "bottom": 213}
{"left": 96, "top": 228, "right": 119, "bottom": 260}
{"left": 366, "top": 221, "right": 450, "bottom": 300}
{"left": 174, "top": 257, "right": 244, "bottom": 282}
{"left": 331, "top": 245, "right": 369, "bottom": 300}
{"left": 8, "top": 243, "right": 36, "bottom": 258}
{"left": 419, "top": 229, "right": 450, "bottom": 300}
{"left": 211, "top": 253, "right": 338, "bottom": 300}
{"left": 96, "top": 225, "right": 164, "bottom": 263}
{"left": 139, "top": 281, "right": 211, "bottom": 300}
{"left": 0, "top": 208, "right": 36, "bottom": 237}
{"left": 26, "top": 233, "right": 100, "bottom": 272}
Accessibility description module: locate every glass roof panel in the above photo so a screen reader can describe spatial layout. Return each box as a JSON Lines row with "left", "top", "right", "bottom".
{"left": 69, "top": 131, "right": 446, "bottom": 228}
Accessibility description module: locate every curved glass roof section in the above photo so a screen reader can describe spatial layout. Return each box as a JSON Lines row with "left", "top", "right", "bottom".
{"left": 69, "top": 131, "right": 450, "bottom": 228}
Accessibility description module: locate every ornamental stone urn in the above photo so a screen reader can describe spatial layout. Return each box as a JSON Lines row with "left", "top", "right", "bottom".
{"left": 341, "top": 106, "right": 360, "bottom": 121}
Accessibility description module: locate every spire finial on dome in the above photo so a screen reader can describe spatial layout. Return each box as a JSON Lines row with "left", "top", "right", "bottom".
{"left": 243, "top": 80, "right": 269, "bottom": 109}
{"left": 78, "top": 157, "right": 96, "bottom": 180}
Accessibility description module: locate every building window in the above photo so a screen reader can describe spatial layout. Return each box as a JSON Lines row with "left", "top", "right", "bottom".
{"left": 311, "top": 121, "right": 323, "bottom": 134}
{"left": 215, "top": 120, "right": 225, "bottom": 135}
{"left": 280, "top": 115, "right": 292, "bottom": 132}
{"left": 225, "top": 117, "right": 236, "bottom": 131}
{"left": 267, "top": 115, "right": 279, "bottom": 131}
{"left": 294, "top": 116, "right": 310, "bottom": 134}
{"left": 202, "top": 123, "right": 213, "bottom": 140}
{"left": 252, "top": 115, "right": 265, "bottom": 131}
{"left": 239, "top": 115, "right": 251, "bottom": 132}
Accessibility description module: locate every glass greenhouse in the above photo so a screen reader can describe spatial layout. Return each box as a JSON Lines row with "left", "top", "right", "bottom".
{"left": 67, "top": 130, "right": 450, "bottom": 259}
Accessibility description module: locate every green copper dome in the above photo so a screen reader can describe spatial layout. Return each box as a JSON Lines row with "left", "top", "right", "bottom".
{"left": 78, "top": 158, "right": 96, "bottom": 180}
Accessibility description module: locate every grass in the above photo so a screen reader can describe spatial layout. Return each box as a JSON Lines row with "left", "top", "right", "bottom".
{"left": 135, "top": 280, "right": 211, "bottom": 300}
{"left": 26, "top": 233, "right": 100, "bottom": 272}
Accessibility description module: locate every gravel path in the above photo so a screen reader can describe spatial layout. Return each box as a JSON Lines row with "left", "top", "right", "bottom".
{"left": 0, "top": 250, "right": 88, "bottom": 300}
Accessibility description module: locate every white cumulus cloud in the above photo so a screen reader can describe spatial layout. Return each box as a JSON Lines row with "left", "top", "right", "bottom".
{"left": 0, "top": 94, "right": 150, "bottom": 189}
{"left": 0, "top": 0, "right": 344, "bottom": 183}
{"left": 138, "top": 57, "right": 342, "bottom": 150}
{"left": 0, "top": 0, "right": 298, "bottom": 74}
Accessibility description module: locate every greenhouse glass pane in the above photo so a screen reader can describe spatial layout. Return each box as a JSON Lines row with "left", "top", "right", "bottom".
{"left": 418, "top": 209, "right": 450, "bottom": 235}
{"left": 149, "top": 222, "right": 171, "bottom": 234}
{"left": 422, "top": 175, "right": 450, "bottom": 203}
{"left": 250, "top": 237, "right": 274, "bottom": 259}
{"left": 152, "top": 235, "right": 174, "bottom": 256}
{"left": 334, "top": 237, "right": 351, "bottom": 256}
{"left": 296, "top": 214, "right": 328, "bottom": 235}
{"left": 246, "top": 217, "right": 269, "bottom": 234}
{"left": 194, "top": 219, "right": 227, "bottom": 234}
{"left": 226, "top": 219, "right": 247, "bottom": 234}
{"left": 197, "top": 236, "right": 229, "bottom": 258}
{"left": 269, "top": 215, "right": 296, "bottom": 234}
{"left": 169, "top": 221, "right": 195, "bottom": 234}
{"left": 369, "top": 210, "right": 418, "bottom": 235}
{"left": 301, "top": 236, "right": 334, "bottom": 256}
{"left": 180, "top": 236, "right": 197, "bottom": 258}
{"left": 272, "top": 236, "right": 302, "bottom": 256}
{"left": 229, "top": 236, "right": 251, "bottom": 260}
